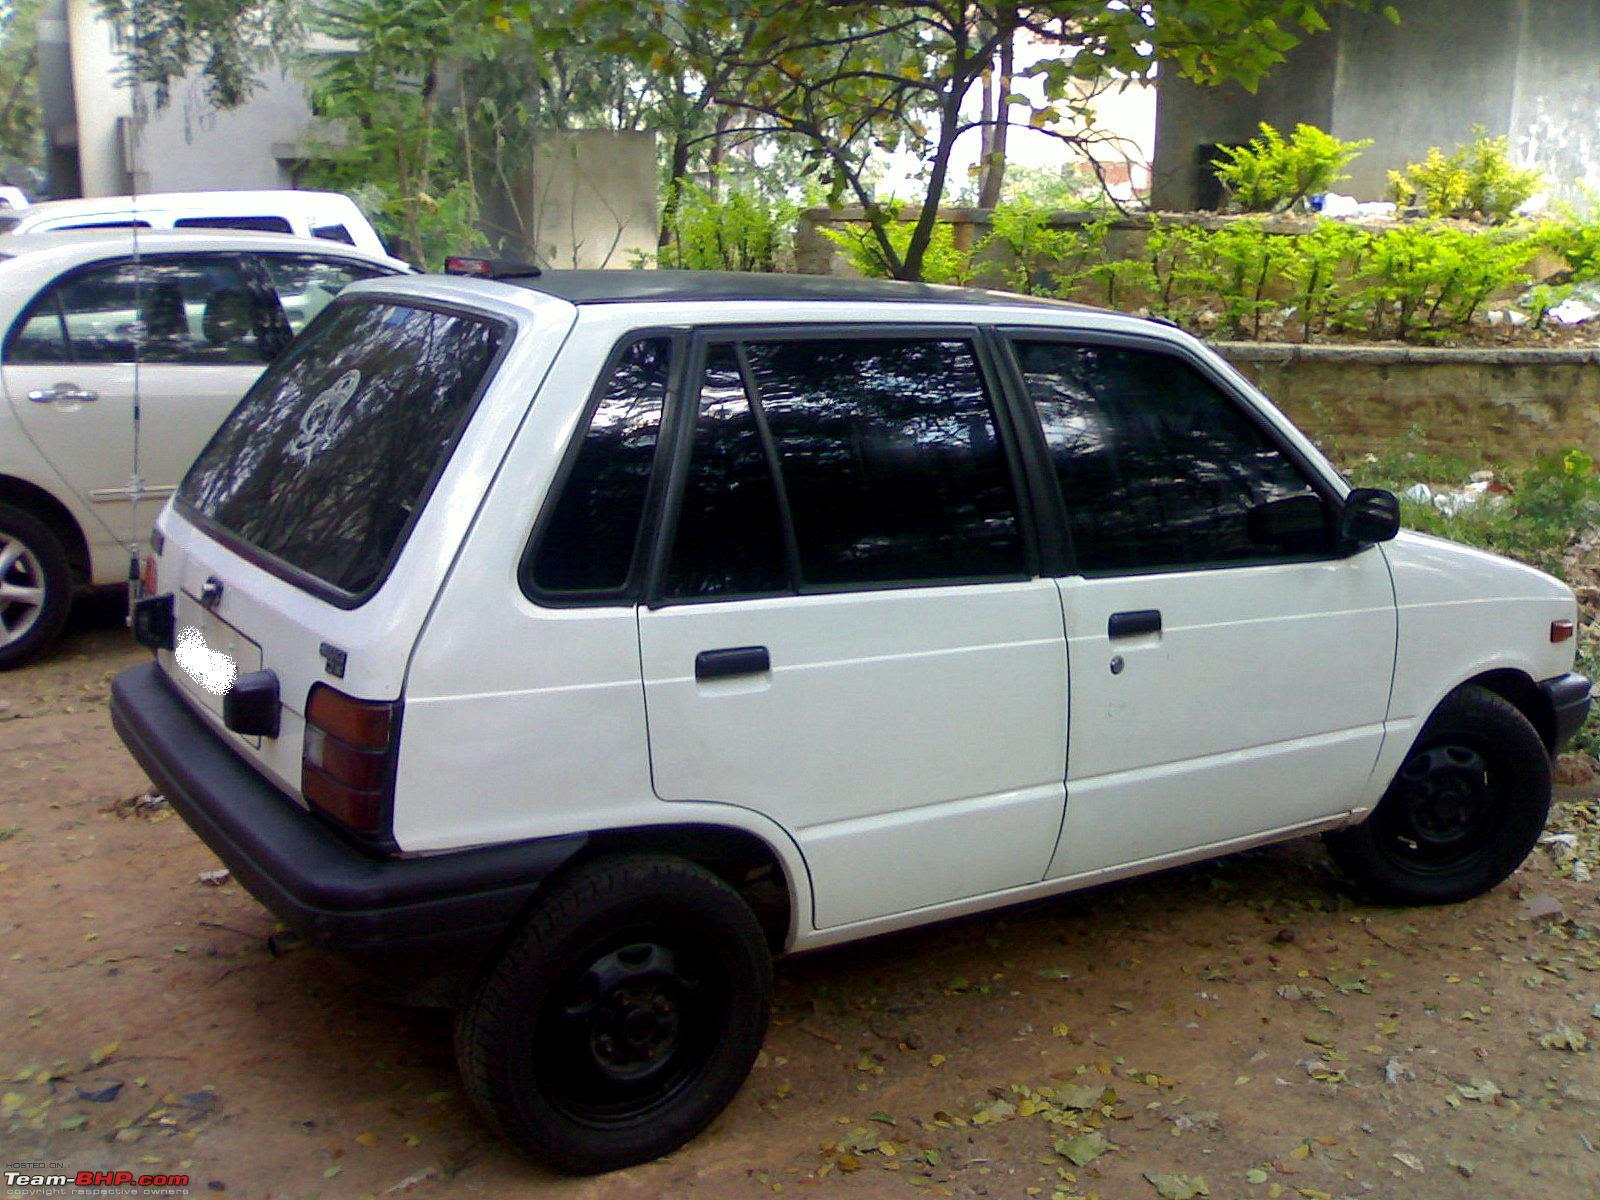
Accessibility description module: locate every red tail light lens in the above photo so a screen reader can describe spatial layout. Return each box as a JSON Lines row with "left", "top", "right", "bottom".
{"left": 302, "top": 684, "right": 400, "bottom": 836}
{"left": 139, "top": 554, "right": 158, "bottom": 599}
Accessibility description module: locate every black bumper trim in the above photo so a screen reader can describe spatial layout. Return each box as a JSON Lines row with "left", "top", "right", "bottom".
{"left": 111, "top": 662, "right": 586, "bottom": 996}
{"left": 1541, "top": 671, "right": 1593, "bottom": 753}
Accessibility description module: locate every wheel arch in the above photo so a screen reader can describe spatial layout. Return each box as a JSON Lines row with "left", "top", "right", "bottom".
{"left": 1458, "top": 667, "right": 1556, "bottom": 753}
{"left": 0, "top": 473, "right": 92, "bottom": 585}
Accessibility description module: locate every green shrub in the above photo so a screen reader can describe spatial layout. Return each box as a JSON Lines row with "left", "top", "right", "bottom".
{"left": 1536, "top": 209, "right": 1600, "bottom": 282}
{"left": 980, "top": 203, "right": 1110, "bottom": 295}
{"left": 1210, "top": 122, "right": 1370, "bottom": 213}
{"left": 1386, "top": 127, "right": 1544, "bottom": 223}
{"left": 1355, "top": 223, "right": 1534, "bottom": 340}
{"left": 1277, "top": 220, "right": 1371, "bottom": 341}
{"left": 654, "top": 181, "right": 796, "bottom": 272}
{"left": 822, "top": 217, "right": 974, "bottom": 285}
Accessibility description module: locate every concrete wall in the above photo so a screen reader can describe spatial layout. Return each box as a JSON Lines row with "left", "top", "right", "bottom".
{"left": 128, "top": 68, "right": 311, "bottom": 194}
{"left": 1219, "top": 343, "right": 1600, "bottom": 463}
{"left": 64, "top": 0, "right": 130, "bottom": 197}
{"left": 1152, "top": 0, "right": 1600, "bottom": 211}
{"left": 480, "top": 130, "right": 658, "bottom": 270}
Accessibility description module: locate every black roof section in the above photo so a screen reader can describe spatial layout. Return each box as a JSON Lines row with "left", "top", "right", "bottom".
{"left": 487, "top": 268, "right": 1104, "bottom": 311}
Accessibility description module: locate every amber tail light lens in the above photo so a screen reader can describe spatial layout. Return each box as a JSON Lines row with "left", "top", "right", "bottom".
{"left": 302, "top": 684, "right": 401, "bottom": 836}
{"left": 1551, "top": 619, "right": 1576, "bottom": 643}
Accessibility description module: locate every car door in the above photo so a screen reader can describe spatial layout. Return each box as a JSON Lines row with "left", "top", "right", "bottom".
{"left": 635, "top": 330, "right": 1068, "bottom": 930}
{"left": 1002, "top": 333, "right": 1397, "bottom": 880}
{"left": 1, "top": 254, "right": 282, "bottom": 545}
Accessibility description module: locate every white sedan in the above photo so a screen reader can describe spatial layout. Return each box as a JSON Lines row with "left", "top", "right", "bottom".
{"left": 0, "top": 229, "right": 408, "bottom": 666}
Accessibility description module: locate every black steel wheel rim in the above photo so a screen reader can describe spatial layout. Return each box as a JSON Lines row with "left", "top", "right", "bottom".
{"left": 535, "top": 931, "right": 725, "bottom": 1128}
{"left": 1373, "top": 741, "right": 1499, "bottom": 875}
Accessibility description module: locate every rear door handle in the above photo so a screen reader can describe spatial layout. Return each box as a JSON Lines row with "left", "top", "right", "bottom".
{"left": 27, "top": 382, "right": 98, "bottom": 404}
{"left": 695, "top": 645, "right": 771, "bottom": 681}
{"left": 1108, "top": 609, "right": 1161, "bottom": 639}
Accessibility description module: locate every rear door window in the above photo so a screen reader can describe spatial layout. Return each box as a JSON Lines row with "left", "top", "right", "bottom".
{"left": 174, "top": 215, "right": 294, "bottom": 233}
{"left": 257, "top": 254, "right": 392, "bottom": 335}
{"left": 178, "top": 299, "right": 507, "bottom": 601}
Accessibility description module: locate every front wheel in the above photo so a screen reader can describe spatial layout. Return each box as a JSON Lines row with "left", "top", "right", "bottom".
{"left": 0, "top": 504, "right": 72, "bottom": 670}
{"left": 455, "top": 854, "right": 772, "bottom": 1173}
{"left": 1326, "top": 684, "right": 1551, "bottom": 904}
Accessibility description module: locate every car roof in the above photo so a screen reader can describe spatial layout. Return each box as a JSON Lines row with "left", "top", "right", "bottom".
{"left": 498, "top": 269, "right": 1105, "bottom": 312}
{"left": 9, "top": 190, "right": 355, "bottom": 219}
{"left": 0, "top": 228, "right": 408, "bottom": 268}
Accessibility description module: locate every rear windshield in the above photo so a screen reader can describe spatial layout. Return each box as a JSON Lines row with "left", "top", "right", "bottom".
{"left": 178, "top": 298, "right": 507, "bottom": 600}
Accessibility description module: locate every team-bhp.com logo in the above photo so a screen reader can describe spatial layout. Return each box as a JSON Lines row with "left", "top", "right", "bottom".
{"left": 4, "top": 1167, "right": 190, "bottom": 1196}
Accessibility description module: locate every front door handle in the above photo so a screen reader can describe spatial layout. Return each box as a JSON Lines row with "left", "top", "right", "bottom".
{"left": 27, "top": 382, "right": 99, "bottom": 404}
{"left": 1108, "top": 609, "right": 1162, "bottom": 639}
{"left": 695, "top": 645, "right": 771, "bottom": 681}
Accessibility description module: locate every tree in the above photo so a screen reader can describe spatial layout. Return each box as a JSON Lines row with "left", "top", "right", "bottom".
{"left": 0, "top": 0, "right": 43, "bottom": 176}
{"left": 94, "top": 0, "right": 299, "bottom": 108}
{"left": 598, "top": 0, "right": 1384, "bottom": 280}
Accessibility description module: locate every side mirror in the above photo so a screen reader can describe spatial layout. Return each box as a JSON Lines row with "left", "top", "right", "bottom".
{"left": 1339, "top": 487, "right": 1400, "bottom": 548}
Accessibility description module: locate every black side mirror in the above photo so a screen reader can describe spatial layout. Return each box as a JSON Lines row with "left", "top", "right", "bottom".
{"left": 1339, "top": 487, "right": 1400, "bottom": 548}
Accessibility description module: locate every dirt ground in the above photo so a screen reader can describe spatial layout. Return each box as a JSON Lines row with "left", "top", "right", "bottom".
{"left": 2, "top": 604, "right": 1598, "bottom": 1200}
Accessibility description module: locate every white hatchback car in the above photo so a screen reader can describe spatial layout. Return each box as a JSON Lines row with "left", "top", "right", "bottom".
{"left": 111, "top": 269, "right": 1590, "bottom": 1173}
{"left": 0, "top": 230, "right": 407, "bottom": 666}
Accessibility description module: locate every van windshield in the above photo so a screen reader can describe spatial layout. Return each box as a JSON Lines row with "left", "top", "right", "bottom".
{"left": 178, "top": 298, "right": 507, "bottom": 600}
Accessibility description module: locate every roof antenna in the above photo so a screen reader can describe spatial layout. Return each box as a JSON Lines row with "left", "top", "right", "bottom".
{"left": 123, "top": 0, "right": 147, "bottom": 625}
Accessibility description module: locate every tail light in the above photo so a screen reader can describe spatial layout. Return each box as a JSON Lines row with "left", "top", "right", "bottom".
{"left": 139, "top": 554, "right": 158, "bottom": 598}
{"left": 302, "top": 684, "right": 401, "bottom": 839}
{"left": 1552, "top": 619, "right": 1576, "bottom": 643}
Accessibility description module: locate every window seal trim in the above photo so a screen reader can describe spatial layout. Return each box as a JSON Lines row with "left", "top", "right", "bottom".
{"left": 1000, "top": 325, "right": 1349, "bottom": 578}
{"left": 517, "top": 328, "right": 687, "bottom": 607}
{"left": 173, "top": 295, "right": 516, "bottom": 611}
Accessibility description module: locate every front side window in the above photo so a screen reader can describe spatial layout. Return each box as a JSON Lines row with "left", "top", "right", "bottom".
{"left": 258, "top": 254, "right": 390, "bottom": 335}
{"left": 530, "top": 337, "right": 671, "bottom": 596}
{"left": 744, "top": 337, "right": 1026, "bottom": 586}
{"left": 7, "top": 256, "right": 279, "bottom": 365}
{"left": 1014, "top": 340, "right": 1331, "bottom": 574}
{"left": 179, "top": 299, "right": 505, "bottom": 599}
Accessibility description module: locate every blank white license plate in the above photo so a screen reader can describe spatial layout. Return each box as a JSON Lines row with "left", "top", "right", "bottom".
{"left": 170, "top": 590, "right": 263, "bottom": 734}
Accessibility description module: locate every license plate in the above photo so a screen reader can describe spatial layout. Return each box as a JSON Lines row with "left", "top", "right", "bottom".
{"left": 170, "top": 590, "right": 263, "bottom": 736}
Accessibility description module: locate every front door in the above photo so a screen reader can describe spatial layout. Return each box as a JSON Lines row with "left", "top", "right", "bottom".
{"left": 1003, "top": 334, "right": 1396, "bottom": 879}
{"left": 1, "top": 254, "right": 278, "bottom": 545}
{"left": 637, "top": 332, "right": 1069, "bottom": 929}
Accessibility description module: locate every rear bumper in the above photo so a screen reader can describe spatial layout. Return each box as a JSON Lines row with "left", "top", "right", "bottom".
{"left": 110, "top": 661, "right": 586, "bottom": 1005}
{"left": 1542, "top": 672, "right": 1593, "bottom": 754}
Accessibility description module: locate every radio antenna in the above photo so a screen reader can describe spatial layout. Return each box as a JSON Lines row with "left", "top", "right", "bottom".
{"left": 124, "top": 0, "right": 146, "bottom": 620}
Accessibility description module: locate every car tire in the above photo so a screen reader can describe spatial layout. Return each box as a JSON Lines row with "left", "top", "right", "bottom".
{"left": 454, "top": 854, "right": 772, "bottom": 1173}
{"left": 1325, "top": 684, "right": 1551, "bottom": 905}
{"left": 0, "top": 504, "right": 73, "bottom": 671}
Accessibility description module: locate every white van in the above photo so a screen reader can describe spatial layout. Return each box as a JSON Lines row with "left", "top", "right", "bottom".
{"left": 0, "top": 190, "right": 386, "bottom": 256}
{"left": 111, "top": 268, "right": 1591, "bottom": 1174}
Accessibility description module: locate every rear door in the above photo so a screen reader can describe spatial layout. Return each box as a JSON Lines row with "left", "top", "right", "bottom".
{"left": 636, "top": 330, "right": 1068, "bottom": 930}
{"left": 1003, "top": 333, "right": 1397, "bottom": 879}
{"left": 2, "top": 254, "right": 280, "bottom": 543}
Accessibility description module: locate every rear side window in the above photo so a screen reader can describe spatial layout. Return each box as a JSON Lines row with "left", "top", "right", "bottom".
{"left": 528, "top": 337, "right": 671, "bottom": 596}
{"left": 312, "top": 223, "right": 356, "bottom": 245}
{"left": 179, "top": 300, "right": 506, "bottom": 600}
{"left": 258, "top": 254, "right": 391, "bottom": 335}
{"left": 662, "top": 345, "right": 790, "bottom": 599}
{"left": 744, "top": 338, "right": 1026, "bottom": 586}
{"left": 1014, "top": 340, "right": 1329, "bottom": 573}
{"left": 174, "top": 215, "right": 294, "bottom": 233}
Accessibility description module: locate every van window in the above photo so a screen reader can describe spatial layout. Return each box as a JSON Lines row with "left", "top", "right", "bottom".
{"left": 743, "top": 337, "right": 1026, "bottom": 587}
{"left": 529, "top": 337, "right": 671, "bottom": 596}
{"left": 662, "top": 344, "right": 790, "bottom": 599}
{"left": 174, "top": 215, "right": 294, "bottom": 233}
{"left": 178, "top": 299, "right": 506, "bottom": 600}
{"left": 1013, "top": 340, "right": 1330, "bottom": 573}
{"left": 312, "top": 224, "right": 356, "bottom": 245}
{"left": 55, "top": 220, "right": 150, "bottom": 230}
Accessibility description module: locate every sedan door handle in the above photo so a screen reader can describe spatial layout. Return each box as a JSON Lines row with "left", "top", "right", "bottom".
{"left": 27, "top": 383, "right": 99, "bottom": 404}
{"left": 1108, "top": 609, "right": 1162, "bottom": 639}
{"left": 695, "top": 645, "right": 771, "bottom": 681}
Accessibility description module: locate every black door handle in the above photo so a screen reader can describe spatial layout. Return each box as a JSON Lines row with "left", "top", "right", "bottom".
{"left": 695, "top": 645, "right": 771, "bottom": 681}
{"left": 1107, "top": 609, "right": 1161, "bottom": 639}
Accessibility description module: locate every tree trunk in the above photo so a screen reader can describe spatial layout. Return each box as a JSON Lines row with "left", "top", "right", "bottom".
{"left": 977, "top": 23, "right": 1013, "bottom": 209}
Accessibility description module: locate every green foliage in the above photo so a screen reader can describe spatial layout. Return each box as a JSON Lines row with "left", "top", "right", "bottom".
{"left": 996, "top": 163, "right": 1109, "bottom": 211}
{"left": 1276, "top": 220, "right": 1369, "bottom": 340}
{"left": 1522, "top": 282, "right": 1574, "bottom": 330}
{"left": 1386, "top": 127, "right": 1545, "bottom": 223}
{"left": 1536, "top": 208, "right": 1600, "bottom": 283}
{"left": 0, "top": 0, "right": 42, "bottom": 174}
{"left": 653, "top": 180, "right": 796, "bottom": 271}
{"left": 95, "top": 0, "right": 299, "bottom": 108}
{"left": 822, "top": 216, "right": 974, "bottom": 286}
{"left": 1356, "top": 223, "right": 1532, "bottom": 341}
{"left": 1211, "top": 122, "right": 1370, "bottom": 213}
{"left": 979, "top": 204, "right": 1109, "bottom": 295}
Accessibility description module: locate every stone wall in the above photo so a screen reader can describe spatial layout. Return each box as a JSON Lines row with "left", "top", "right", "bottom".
{"left": 1217, "top": 343, "right": 1600, "bottom": 463}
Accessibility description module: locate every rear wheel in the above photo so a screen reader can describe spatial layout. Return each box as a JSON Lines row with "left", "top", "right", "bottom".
{"left": 455, "top": 854, "right": 772, "bottom": 1173}
{"left": 0, "top": 504, "right": 72, "bottom": 670}
{"left": 1326, "top": 684, "right": 1550, "bottom": 904}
